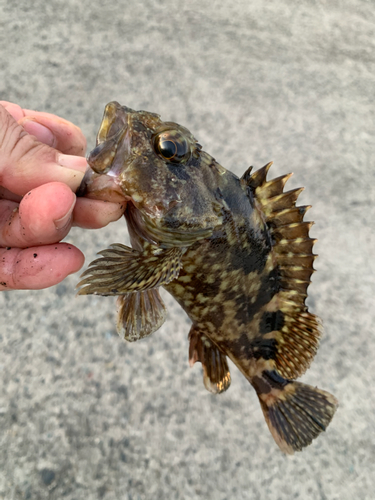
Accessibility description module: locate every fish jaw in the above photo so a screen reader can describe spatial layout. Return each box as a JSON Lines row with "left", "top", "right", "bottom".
{"left": 76, "top": 167, "right": 128, "bottom": 204}
{"left": 76, "top": 102, "right": 133, "bottom": 203}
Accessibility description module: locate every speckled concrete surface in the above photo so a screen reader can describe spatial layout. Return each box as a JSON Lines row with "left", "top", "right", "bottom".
{"left": 1, "top": 1, "right": 374, "bottom": 499}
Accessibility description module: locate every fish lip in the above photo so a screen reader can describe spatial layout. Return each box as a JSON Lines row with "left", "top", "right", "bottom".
{"left": 77, "top": 107, "right": 132, "bottom": 199}
{"left": 86, "top": 102, "right": 132, "bottom": 176}
{"left": 76, "top": 167, "right": 93, "bottom": 197}
{"left": 76, "top": 167, "right": 127, "bottom": 203}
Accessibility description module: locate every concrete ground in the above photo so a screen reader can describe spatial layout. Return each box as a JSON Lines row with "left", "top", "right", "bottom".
{"left": 1, "top": 1, "right": 374, "bottom": 499}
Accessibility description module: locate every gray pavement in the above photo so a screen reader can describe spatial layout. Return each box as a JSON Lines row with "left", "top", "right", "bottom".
{"left": 1, "top": 1, "right": 374, "bottom": 499}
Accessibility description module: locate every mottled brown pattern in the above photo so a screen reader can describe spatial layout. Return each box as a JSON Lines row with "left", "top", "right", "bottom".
{"left": 77, "top": 102, "right": 338, "bottom": 454}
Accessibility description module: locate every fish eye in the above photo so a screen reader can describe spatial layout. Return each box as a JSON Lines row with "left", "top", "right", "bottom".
{"left": 153, "top": 131, "right": 191, "bottom": 163}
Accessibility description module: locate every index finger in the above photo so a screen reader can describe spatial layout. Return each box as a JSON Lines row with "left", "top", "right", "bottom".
{"left": 0, "top": 105, "right": 87, "bottom": 195}
{"left": 0, "top": 101, "right": 87, "bottom": 157}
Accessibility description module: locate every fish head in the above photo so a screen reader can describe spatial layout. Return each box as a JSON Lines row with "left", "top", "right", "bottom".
{"left": 80, "top": 101, "right": 229, "bottom": 247}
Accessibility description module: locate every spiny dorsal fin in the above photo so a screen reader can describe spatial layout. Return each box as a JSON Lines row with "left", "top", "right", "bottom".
{"left": 248, "top": 162, "right": 317, "bottom": 297}
{"left": 246, "top": 163, "right": 320, "bottom": 379}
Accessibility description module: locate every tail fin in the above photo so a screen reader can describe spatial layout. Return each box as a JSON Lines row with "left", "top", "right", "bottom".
{"left": 253, "top": 371, "right": 338, "bottom": 454}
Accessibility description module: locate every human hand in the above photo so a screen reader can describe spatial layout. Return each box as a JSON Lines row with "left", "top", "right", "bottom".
{"left": 0, "top": 102, "right": 126, "bottom": 291}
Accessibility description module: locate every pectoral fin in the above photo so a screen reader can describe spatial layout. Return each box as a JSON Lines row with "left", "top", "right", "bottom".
{"left": 77, "top": 243, "right": 182, "bottom": 295}
{"left": 188, "top": 326, "right": 231, "bottom": 394}
{"left": 116, "top": 288, "right": 166, "bottom": 342}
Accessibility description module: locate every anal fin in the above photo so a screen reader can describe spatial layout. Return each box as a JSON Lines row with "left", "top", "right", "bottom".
{"left": 77, "top": 243, "right": 182, "bottom": 295}
{"left": 116, "top": 288, "right": 166, "bottom": 342}
{"left": 188, "top": 326, "right": 231, "bottom": 394}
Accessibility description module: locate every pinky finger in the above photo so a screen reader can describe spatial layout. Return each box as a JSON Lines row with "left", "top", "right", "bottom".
{"left": 0, "top": 243, "right": 84, "bottom": 291}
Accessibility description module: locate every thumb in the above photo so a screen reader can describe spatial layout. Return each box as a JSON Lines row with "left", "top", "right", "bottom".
{"left": 0, "top": 104, "right": 87, "bottom": 196}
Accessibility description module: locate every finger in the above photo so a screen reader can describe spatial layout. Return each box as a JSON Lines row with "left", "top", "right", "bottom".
{"left": 0, "top": 101, "right": 87, "bottom": 156}
{"left": 0, "top": 105, "right": 86, "bottom": 195}
{"left": 0, "top": 102, "right": 25, "bottom": 121}
{"left": 73, "top": 198, "right": 126, "bottom": 229}
{"left": 0, "top": 182, "right": 76, "bottom": 248}
{"left": 0, "top": 243, "right": 84, "bottom": 291}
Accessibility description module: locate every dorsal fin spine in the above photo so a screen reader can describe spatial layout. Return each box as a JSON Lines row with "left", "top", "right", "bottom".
{"left": 243, "top": 161, "right": 273, "bottom": 188}
{"left": 247, "top": 163, "right": 322, "bottom": 379}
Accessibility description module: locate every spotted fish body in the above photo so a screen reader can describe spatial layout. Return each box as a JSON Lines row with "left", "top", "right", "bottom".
{"left": 78, "top": 102, "right": 338, "bottom": 454}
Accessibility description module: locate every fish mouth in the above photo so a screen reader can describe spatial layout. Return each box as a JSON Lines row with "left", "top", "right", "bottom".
{"left": 76, "top": 102, "right": 132, "bottom": 203}
{"left": 76, "top": 167, "right": 127, "bottom": 203}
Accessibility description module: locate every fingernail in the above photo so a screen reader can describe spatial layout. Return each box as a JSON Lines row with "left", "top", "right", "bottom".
{"left": 58, "top": 153, "right": 88, "bottom": 173}
{"left": 22, "top": 119, "right": 56, "bottom": 148}
{"left": 54, "top": 199, "right": 76, "bottom": 230}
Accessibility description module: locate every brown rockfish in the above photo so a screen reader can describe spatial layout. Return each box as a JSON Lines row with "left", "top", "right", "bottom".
{"left": 77, "top": 101, "right": 338, "bottom": 454}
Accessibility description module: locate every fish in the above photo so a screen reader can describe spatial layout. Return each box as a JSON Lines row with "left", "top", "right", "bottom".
{"left": 77, "top": 101, "right": 338, "bottom": 454}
